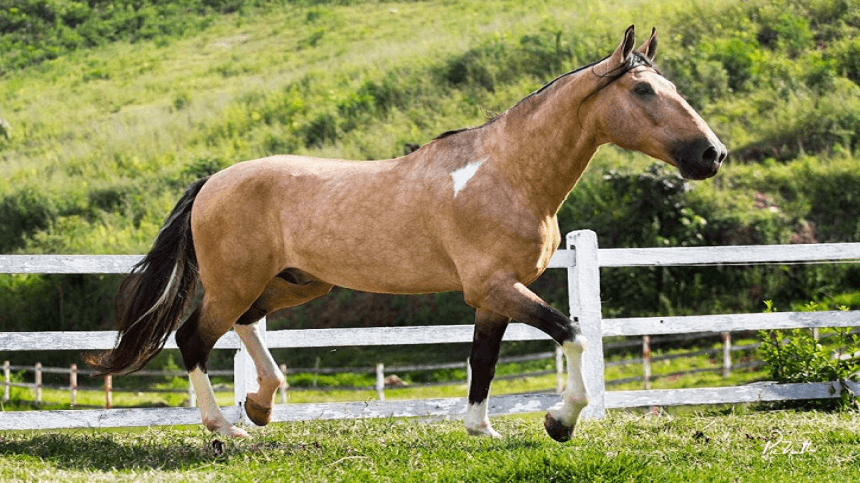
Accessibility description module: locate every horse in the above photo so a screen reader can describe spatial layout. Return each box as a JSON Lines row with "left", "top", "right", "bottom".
{"left": 84, "top": 26, "right": 725, "bottom": 442}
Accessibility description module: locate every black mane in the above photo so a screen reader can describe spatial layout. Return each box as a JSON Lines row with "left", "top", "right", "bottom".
{"left": 432, "top": 51, "right": 658, "bottom": 142}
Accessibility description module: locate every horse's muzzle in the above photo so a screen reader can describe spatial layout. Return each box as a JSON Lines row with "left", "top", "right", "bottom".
{"left": 674, "top": 137, "right": 727, "bottom": 180}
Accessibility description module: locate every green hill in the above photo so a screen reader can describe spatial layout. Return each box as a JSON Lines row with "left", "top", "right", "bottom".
{"left": 1, "top": 0, "right": 859, "bottom": 368}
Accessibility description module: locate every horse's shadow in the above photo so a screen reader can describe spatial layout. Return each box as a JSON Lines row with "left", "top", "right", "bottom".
{"left": 0, "top": 431, "right": 279, "bottom": 471}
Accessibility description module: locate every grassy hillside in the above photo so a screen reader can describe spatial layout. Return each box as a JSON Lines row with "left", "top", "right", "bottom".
{"left": 2, "top": 0, "right": 860, "bottom": 368}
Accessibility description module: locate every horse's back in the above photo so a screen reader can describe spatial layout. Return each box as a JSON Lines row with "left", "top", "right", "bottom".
{"left": 191, "top": 155, "right": 463, "bottom": 294}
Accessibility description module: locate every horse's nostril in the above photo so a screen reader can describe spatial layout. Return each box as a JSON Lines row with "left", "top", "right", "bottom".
{"left": 702, "top": 146, "right": 718, "bottom": 164}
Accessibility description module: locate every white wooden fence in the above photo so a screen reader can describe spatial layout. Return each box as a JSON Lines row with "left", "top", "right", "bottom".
{"left": 1, "top": 229, "right": 859, "bottom": 431}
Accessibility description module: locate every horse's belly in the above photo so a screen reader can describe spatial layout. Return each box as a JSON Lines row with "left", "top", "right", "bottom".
{"left": 289, "top": 238, "right": 462, "bottom": 295}
{"left": 302, "top": 257, "right": 462, "bottom": 295}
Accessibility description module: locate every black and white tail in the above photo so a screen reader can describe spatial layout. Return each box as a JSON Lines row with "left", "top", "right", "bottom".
{"left": 84, "top": 177, "right": 209, "bottom": 375}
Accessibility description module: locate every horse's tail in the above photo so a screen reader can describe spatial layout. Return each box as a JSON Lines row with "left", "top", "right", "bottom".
{"left": 84, "top": 177, "right": 210, "bottom": 376}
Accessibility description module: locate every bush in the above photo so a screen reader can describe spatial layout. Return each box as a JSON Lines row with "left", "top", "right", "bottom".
{"left": 0, "top": 188, "right": 59, "bottom": 252}
{"left": 758, "top": 301, "right": 860, "bottom": 410}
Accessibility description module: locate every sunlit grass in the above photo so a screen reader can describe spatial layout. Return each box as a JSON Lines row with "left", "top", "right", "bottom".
{"left": 1, "top": 409, "right": 857, "bottom": 482}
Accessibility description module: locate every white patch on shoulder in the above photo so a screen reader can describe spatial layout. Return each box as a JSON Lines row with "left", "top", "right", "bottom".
{"left": 451, "top": 159, "right": 485, "bottom": 197}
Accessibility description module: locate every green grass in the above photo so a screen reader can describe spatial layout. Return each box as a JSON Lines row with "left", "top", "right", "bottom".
{"left": 1, "top": 410, "right": 858, "bottom": 482}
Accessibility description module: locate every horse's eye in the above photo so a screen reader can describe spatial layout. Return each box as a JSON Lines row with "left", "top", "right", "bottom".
{"left": 633, "top": 83, "right": 654, "bottom": 97}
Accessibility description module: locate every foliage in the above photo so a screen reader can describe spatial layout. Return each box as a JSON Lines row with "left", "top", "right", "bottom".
{"left": 758, "top": 301, "right": 860, "bottom": 410}
{"left": 0, "top": 0, "right": 261, "bottom": 74}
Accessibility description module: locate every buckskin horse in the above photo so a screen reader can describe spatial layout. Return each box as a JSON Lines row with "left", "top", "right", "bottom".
{"left": 85, "top": 26, "right": 726, "bottom": 442}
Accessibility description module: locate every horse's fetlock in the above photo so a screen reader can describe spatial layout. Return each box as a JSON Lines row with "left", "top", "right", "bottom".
{"left": 202, "top": 414, "right": 227, "bottom": 432}
{"left": 562, "top": 336, "right": 587, "bottom": 354}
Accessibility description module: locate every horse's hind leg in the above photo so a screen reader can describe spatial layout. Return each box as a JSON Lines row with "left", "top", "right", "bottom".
{"left": 234, "top": 272, "right": 333, "bottom": 426}
{"left": 177, "top": 294, "right": 254, "bottom": 438}
{"left": 465, "top": 309, "right": 508, "bottom": 437}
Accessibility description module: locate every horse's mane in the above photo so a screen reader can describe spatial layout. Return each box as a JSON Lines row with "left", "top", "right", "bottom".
{"left": 433, "top": 51, "right": 658, "bottom": 142}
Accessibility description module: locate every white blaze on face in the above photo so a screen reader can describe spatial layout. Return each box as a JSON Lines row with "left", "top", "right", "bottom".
{"left": 451, "top": 159, "right": 485, "bottom": 197}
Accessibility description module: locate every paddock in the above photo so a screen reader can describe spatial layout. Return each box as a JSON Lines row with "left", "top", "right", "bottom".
{"left": 1, "top": 229, "right": 859, "bottom": 431}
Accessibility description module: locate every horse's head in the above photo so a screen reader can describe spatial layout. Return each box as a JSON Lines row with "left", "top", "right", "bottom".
{"left": 588, "top": 26, "right": 726, "bottom": 180}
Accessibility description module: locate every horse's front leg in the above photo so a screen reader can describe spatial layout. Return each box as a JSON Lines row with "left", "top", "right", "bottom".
{"left": 234, "top": 321, "right": 284, "bottom": 427}
{"left": 465, "top": 309, "right": 509, "bottom": 437}
{"left": 469, "top": 274, "right": 588, "bottom": 443}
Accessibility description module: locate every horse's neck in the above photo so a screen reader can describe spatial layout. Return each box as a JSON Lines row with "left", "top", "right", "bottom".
{"left": 489, "top": 75, "right": 600, "bottom": 217}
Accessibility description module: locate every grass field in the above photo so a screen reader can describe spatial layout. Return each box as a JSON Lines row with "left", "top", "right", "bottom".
{"left": 1, "top": 409, "right": 858, "bottom": 482}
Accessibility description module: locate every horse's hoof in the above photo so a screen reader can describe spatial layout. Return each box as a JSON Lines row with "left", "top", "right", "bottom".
{"left": 466, "top": 424, "right": 502, "bottom": 438}
{"left": 244, "top": 394, "right": 273, "bottom": 427}
{"left": 219, "top": 425, "right": 250, "bottom": 438}
{"left": 544, "top": 413, "right": 574, "bottom": 442}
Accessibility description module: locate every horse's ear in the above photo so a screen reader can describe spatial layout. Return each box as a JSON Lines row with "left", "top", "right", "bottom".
{"left": 608, "top": 25, "right": 636, "bottom": 67}
{"left": 636, "top": 27, "right": 658, "bottom": 62}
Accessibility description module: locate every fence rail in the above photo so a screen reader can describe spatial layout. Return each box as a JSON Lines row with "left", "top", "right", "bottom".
{"left": 5, "top": 333, "right": 773, "bottom": 407}
{"left": 2, "top": 231, "right": 860, "bottom": 431}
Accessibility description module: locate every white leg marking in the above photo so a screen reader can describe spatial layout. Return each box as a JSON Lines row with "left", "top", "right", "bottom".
{"left": 464, "top": 399, "right": 501, "bottom": 438}
{"left": 451, "top": 159, "right": 485, "bottom": 197}
{"left": 549, "top": 336, "right": 589, "bottom": 428}
{"left": 189, "top": 367, "right": 249, "bottom": 437}
{"left": 234, "top": 323, "right": 284, "bottom": 395}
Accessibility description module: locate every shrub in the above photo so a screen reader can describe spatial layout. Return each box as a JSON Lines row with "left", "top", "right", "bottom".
{"left": 758, "top": 301, "right": 860, "bottom": 410}
{"left": 0, "top": 188, "right": 58, "bottom": 252}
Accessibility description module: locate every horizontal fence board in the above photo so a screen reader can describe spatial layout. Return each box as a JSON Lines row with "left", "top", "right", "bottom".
{"left": 4, "top": 379, "right": 855, "bottom": 430}
{"left": 265, "top": 323, "right": 550, "bottom": 348}
{"left": 598, "top": 242, "right": 860, "bottom": 267}
{"left": 602, "top": 310, "right": 860, "bottom": 337}
{"left": 17, "top": 243, "right": 857, "bottom": 274}
{"left": 547, "top": 249, "right": 575, "bottom": 268}
{"left": 606, "top": 381, "right": 860, "bottom": 408}
{"left": 0, "top": 255, "right": 142, "bottom": 274}
{"left": 0, "top": 253, "right": 574, "bottom": 275}
{"left": 0, "top": 394, "right": 561, "bottom": 430}
{"left": 3, "top": 244, "right": 858, "bottom": 274}
{"left": 0, "top": 331, "right": 241, "bottom": 351}
{"left": 6, "top": 310, "right": 857, "bottom": 351}
{"left": 0, "top": 406, "right": 235, "bottom": 431}
{"left": 0, "top": 324, "right": 550, "bottom": 352}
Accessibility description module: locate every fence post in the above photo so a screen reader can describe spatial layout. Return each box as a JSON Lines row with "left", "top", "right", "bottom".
{"left": 566, "top": 230, "right": 605, "bottom": 419}
{"left": 188, "top": 374, "right": 196, "bottom": 408}
{"left": 312, "top": 357, "right": 320, "bottom": 388}
{"left": 70, "top": 363, "right": 77, "bottom": 408}
{"left": 35, "top": 362, "right": 42, "bottom": 404}
{"left": 643, "top": 336, "right": 652, "bottom": 390}
{"left": 235, "top": 317, "right": 265, "bottom": 425}
{"left": 279, "top": 363, "right": 288, "bottom": 404}
{"left": 722, "top": 332, "right": 732, "bottom": 377}
{"left": 376, "top": 363, "right": 385, "bottom": 401}
{"left": 555, "top": 347, "right": 564, "bottom": 394}
{"left": 3, "top": 360, "right": 9, "bottom": 402}
{"left": 105, "top": 374, "right": 112, "bottom": 409}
